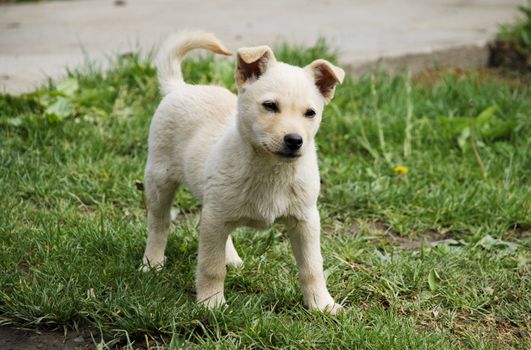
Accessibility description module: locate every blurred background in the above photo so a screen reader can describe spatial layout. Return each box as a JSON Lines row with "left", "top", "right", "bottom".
{"left": 0, "top": 0, "right": 527, "bottom": 93}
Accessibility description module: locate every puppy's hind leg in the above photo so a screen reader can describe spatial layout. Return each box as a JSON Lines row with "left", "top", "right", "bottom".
{"left": 141, "top": 170, "right": 179, "bottom": 272}
{"left": 225, "top": 235, "right": 243, "bottom": 268}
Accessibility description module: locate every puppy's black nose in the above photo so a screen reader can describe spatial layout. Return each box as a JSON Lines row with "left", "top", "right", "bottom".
{"left": 284, "top": 134, "right": 303, "bottom": 151}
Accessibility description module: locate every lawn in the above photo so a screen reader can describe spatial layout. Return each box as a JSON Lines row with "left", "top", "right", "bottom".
{"left": 0, "top": 42, "right": 529, "bottom": 349}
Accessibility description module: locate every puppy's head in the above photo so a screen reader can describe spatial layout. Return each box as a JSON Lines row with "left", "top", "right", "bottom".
{"left": 235, "top": 45, "right": 344, "bottom": 161}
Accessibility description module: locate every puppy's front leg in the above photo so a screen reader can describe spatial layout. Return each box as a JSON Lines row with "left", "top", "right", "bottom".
{"left": 288, "top": 208, "right": 342, "bottom": 314}
{"left": 196, "top": 212, "right": 231, "bottom": 308}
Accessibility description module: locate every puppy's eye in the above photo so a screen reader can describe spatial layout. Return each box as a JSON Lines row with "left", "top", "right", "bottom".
{"left": 304, "top": 108, "right": 316, "bottom": 118}
{"left": 262, "top": 101, "right": 279, "bottom": 113}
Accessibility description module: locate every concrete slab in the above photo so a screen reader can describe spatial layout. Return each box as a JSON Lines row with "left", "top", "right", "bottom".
{"left": 0, "top": 0, "right": 525, "bottom": 94}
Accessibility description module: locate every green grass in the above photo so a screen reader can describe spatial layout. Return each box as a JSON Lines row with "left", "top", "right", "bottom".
{"left": 497, "top": 0, "right": 531, "bottom": 55}
{"left": 0, "top": 42, "right": 530, "bottom": 349}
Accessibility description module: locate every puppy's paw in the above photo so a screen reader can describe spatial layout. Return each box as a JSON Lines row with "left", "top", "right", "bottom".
{"left": 323, "top": 302, "right": 344, "bottom": 315}
{"left": 170, "top": 207, "right": 182, "bottom": 224}
{"left": 226, "top": 256, "right": 244, "bottom": 269}
{"left": 140, "top": 256, "right": 166, "bottom": 272}
{"left": 198, "top": 293, "right": 226, "bottom": 309}
{"left": 306, "top": 295, "right": 344, "bottom": 315}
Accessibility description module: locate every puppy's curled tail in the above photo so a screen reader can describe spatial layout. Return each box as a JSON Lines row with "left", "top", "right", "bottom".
{"left": 156, "top": 31, "right": 232, "bottom": 96}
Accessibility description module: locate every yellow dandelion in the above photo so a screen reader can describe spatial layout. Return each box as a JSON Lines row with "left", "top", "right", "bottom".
{"left": 393, "top": 165, "right": 409, "bottom": 175}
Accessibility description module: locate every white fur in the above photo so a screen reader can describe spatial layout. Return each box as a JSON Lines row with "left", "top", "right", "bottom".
{"left": 142, "top": 31, "right": 344, "bottom": 314}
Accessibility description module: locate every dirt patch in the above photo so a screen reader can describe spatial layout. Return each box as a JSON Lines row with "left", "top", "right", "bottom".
{"left": 412, "top": 309, "right": 530, "bottom": 350}
{"left": 509, "top": 223, "right": 531, "bottom": 239}
{"left": 414, "top": 67, "right": 529, "bottom": 90}
{"left": 488, "top": 40, "right": 530, "bottom": 72}
{"left": 0, "top": 325, "right": 174, "bottom": 350}
{"left": 0, "top": 326, "right": 95, "bottom": 350}
{"left": 351, "top": 222, "right": 451, "bottom": 250}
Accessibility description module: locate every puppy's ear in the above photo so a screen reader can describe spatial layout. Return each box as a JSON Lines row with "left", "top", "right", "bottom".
{"left": 236, "top": 45, "right": 276, "bottom": 86}
{"left": 305, "top": 59, "right": 345, "bottom": 103}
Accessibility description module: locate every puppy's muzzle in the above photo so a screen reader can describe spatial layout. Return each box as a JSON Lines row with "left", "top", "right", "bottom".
{"left": 275, "top": 133, "right": 303, "bottom": 159}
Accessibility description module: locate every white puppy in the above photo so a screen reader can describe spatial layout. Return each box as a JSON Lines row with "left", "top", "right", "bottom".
{"left": 142, "top": 31, "right": 345, "bottom": 314}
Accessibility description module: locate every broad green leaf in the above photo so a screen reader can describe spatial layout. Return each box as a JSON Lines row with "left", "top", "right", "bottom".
{"left": 45, "top": 97, "right": 74, "bottom": 121}
{"left": 481, "top": 120, "right": 517, "bottom": 140}
{"left": 475, "top": 235, "right": 518, "bottom": 253}
{"left": 56, "top": 78, "right": 79, "bottom": 97}
{"left": 475, "top": 106, "right": 497, "bottom": 126}
{"left": 457, "top": 126, "right": 470, "bottom": 150}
